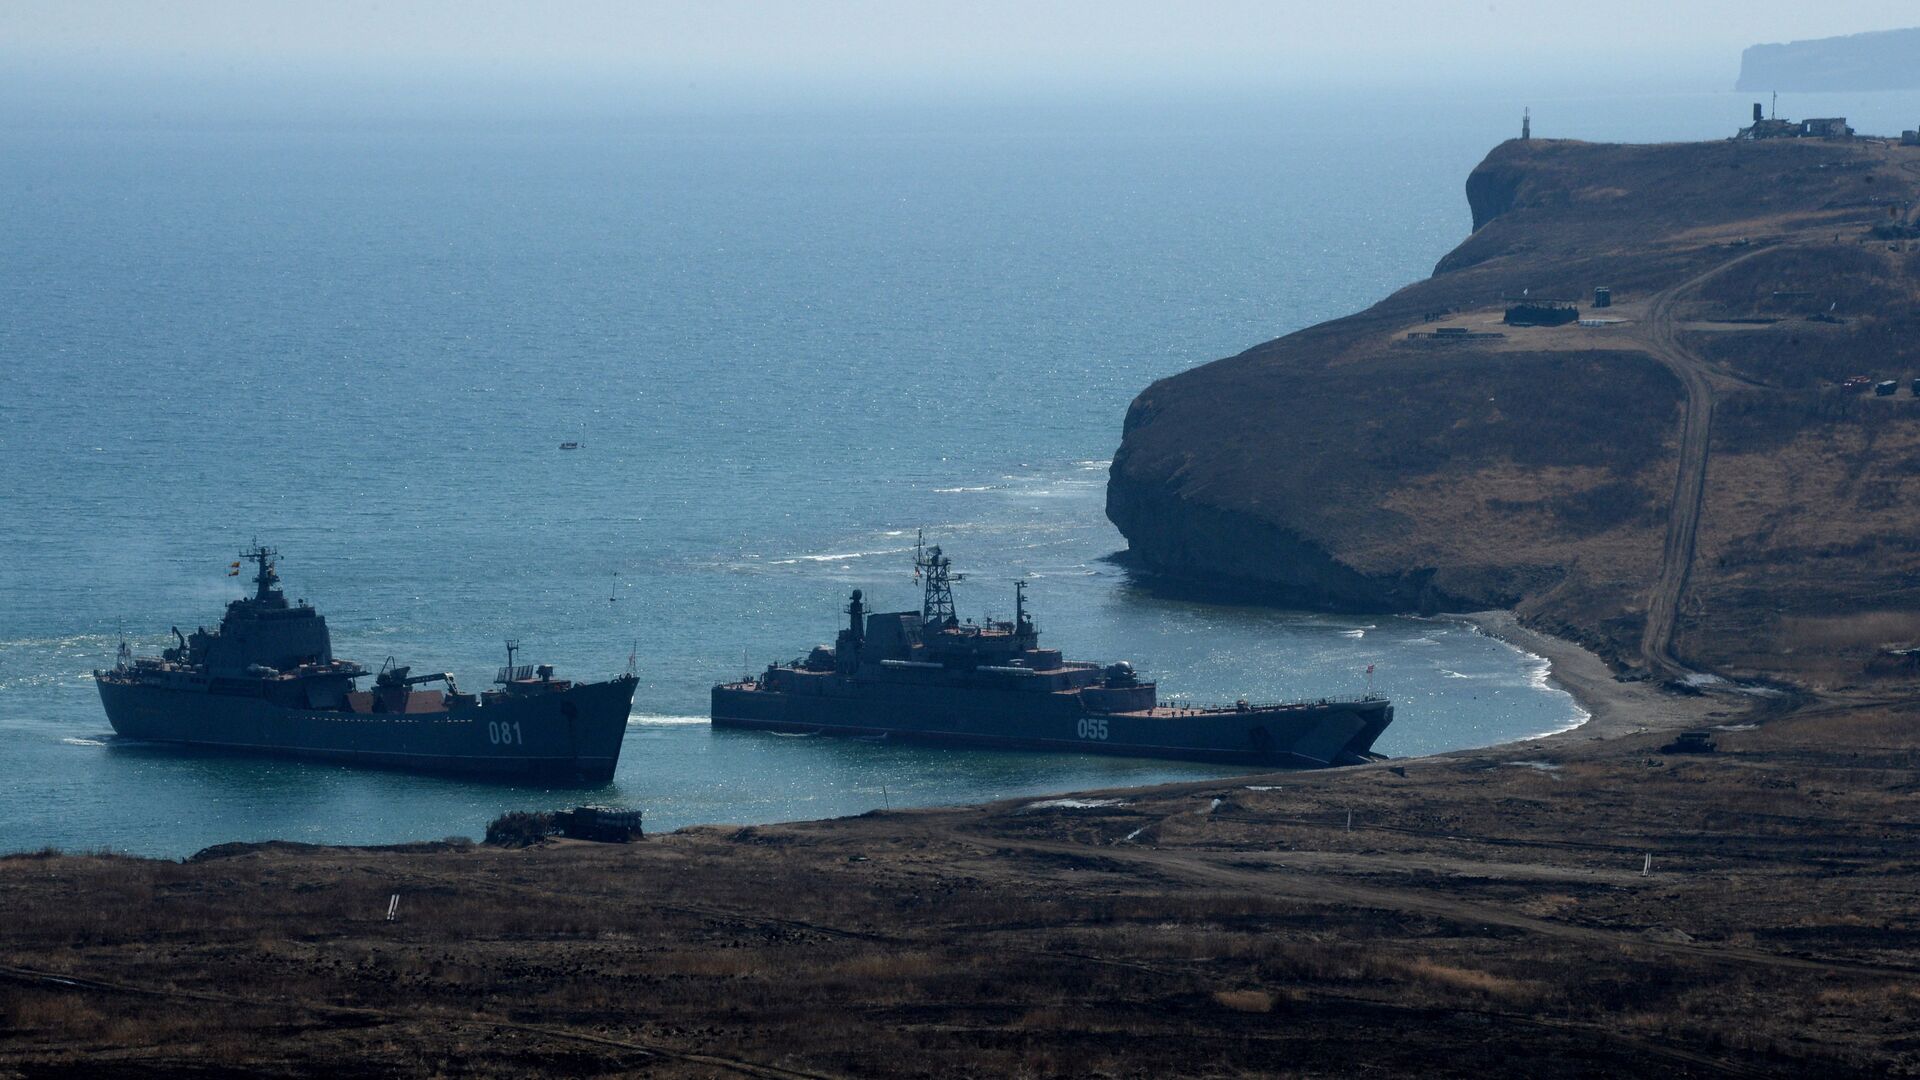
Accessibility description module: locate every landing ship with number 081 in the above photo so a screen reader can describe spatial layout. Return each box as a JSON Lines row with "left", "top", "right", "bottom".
{"left": 95, "top": 546, "right": 637, "bottom": 782}
{"left": 711, "top": 539, "right": 1392, "bottom": 767}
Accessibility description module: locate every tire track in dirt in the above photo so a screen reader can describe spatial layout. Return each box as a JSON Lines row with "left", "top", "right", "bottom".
{"left": 1631, "top": 249, "right": 1773, "bottom": 676}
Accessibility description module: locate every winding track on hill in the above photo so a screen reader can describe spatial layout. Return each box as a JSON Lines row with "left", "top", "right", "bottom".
{"left": 1632, "top": 249, "right": 1771, "bottom": 676}
{"left": 1638, "top": 149, "right": 1920, "bottom": 674}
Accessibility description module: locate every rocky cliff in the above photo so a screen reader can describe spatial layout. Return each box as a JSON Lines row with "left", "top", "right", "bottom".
{"left": 1736, "top": 27, "right": 1920, "bottom": 92}
{"left": 1108, "top": 136, "right": 1920, "bottom": 684}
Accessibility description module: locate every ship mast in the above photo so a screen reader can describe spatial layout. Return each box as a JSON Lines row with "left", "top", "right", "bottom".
{"left": 914, "top": 530, "right": 963, "bottom": 625}
{"left": 239, "top": 544, "right": 281, "bottom": 601}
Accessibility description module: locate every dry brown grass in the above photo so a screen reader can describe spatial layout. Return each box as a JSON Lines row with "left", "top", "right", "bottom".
{"left": 1814, "top": 983, "right": 1920, "bottom": 1008}
{"left": 821, "top": 949, "right": 942, "bottom": 982}
{"left": 1385, "top": 958, "right": 1541, "bottom": 1002}
{"left": 2, "top": 991, "right": 108, "bottom": 1031}
{"left": 1211, "top": 988, "right": 1275, "bottom": 1013}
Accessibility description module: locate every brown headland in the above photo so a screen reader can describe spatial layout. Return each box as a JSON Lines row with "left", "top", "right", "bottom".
{"left": 1109, "top": 134, "right": 1920, "bottom": 686}
{"left": 7, "top": 136, "right": 1920, "bottom": 1077}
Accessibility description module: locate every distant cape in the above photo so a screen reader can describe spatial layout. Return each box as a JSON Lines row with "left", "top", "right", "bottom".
{"left": 1736, "top": 27, "right": 1920, "bottom": 91}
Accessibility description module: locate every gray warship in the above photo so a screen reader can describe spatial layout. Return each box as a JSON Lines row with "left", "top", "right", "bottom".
{"left": 94, "top": 546, "right": 638, "bottom": 782}
{"left": 711, "top": 539, "right": 1392, "bottom": 767}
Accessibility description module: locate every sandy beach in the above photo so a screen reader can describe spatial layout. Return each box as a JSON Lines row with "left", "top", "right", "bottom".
{"left": 1452, "top": 610, "right": 1726, "bottom": 745}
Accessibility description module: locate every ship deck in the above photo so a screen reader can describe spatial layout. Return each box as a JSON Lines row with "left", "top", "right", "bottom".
{"left": 718, "top": 678, "right": 1386, "bottom": 714}
{"left": 1114, "top": 697, "right": 1386, "bottom": 719}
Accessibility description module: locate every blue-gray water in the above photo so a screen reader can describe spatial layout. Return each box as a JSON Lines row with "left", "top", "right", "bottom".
{"left": 7, "top": 86, "right": 1917, "bottom": 857}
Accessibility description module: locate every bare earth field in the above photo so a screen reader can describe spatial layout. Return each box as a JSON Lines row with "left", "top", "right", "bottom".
{"left": 4, "top": 627, "right": 1918, "bottom": 1078}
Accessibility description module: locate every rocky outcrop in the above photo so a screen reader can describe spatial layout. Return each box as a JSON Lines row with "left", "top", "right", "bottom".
{"left": 1737, "top": 28, "right": 1920, "bottom": 92}
{"left": 1105, "top": 472, "right": 1449, "bottom": 613}
{"left": 1463, "top": 158, "right": 1527, "bottom": 232}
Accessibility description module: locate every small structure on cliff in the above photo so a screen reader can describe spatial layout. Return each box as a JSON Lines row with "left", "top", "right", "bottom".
{"left": 1403, "top": 326, "right": 1505, "bottom": 345}
{"left": 1737, "top": 102, "right": 1853, "bottom": 140}
{"left": 1503, "top": 298, "right": 1579, "bottom": 327}
{"left": 1659, "top": 730, "right": 1718, "bottom": 755}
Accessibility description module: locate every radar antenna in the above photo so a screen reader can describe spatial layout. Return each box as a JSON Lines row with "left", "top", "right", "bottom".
{"left": 914, "top": 530, "right": 963, "bottom": 625}
{"left": 497, "top": 640, "right": 528, "bottom": 685}
{"left": 238, "top": 543, "right": 281, "bottom": 601}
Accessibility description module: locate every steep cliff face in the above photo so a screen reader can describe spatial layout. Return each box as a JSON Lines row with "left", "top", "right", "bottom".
{"left": 1108, "top": 137, "right": 1920, "bottom": 679}
{"left": 1463, "top": 158, "right": 1527, "bottom": 232}
{"left": 1736, "top": 28, "right": 1920, "bottom": 92}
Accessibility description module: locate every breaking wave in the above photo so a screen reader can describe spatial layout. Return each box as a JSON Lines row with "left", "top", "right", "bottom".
{"left": 770, "top": 546, "right": 912, "bottom": 565}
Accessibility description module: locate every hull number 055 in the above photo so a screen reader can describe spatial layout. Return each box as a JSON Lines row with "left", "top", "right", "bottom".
{"left": 487, "top": 721, "right": 524, "bottom": 746}
{"left": 1075, "top": 718, "right": 1109, "bottom": 741}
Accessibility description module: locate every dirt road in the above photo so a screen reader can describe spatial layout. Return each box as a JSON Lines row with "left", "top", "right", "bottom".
{"left": 1631, "top": 250, "right": 1771, "bottom": 675}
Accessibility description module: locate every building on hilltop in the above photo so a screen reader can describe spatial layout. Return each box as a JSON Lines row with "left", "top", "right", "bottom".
{"left": 1737, "top": 102, "right": 1852, "bottom": 140}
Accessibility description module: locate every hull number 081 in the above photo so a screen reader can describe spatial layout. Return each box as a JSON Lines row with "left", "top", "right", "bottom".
{"left": 488, "top": 721, "right": 524, "bottom": 746}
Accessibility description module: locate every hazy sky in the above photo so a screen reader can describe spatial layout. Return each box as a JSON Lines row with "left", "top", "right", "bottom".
{"left": 5, "top": 1, "right": 1918, "bottom": 103}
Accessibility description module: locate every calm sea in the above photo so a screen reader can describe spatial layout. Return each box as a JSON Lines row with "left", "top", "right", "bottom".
{"left": 6, "top": 85, "right": 1915, "bottom": 856}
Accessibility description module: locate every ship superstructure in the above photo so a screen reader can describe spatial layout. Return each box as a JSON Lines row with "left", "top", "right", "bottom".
{"left": 95, "top": 546, "right": 637, "bottom": 782}
{"left": 712, "top": 538, "right": 1392, "bottom": 767}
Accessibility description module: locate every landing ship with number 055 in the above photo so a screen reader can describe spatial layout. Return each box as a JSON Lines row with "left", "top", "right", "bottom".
{"left": 95, "top": 546, "right": 638, "bottom": 782}
{"left": 711, "top": 539, "right": 1392, "bottom": 767}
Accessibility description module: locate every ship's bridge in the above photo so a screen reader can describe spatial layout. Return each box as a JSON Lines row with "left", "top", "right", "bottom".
{"left": 196, "top": 600, "right": 335, "bottom": 675}
{"left": 181, "top": 547, "right": 339, "bottom": 676}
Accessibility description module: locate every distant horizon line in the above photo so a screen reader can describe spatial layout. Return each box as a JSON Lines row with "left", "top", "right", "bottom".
{"left": 0, "top": 45, "right": 1761, "bottom": 101}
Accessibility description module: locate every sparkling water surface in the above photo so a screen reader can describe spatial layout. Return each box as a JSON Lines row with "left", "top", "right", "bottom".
{"left": 11, "top": 87, "right": 1913, "bottom": 857}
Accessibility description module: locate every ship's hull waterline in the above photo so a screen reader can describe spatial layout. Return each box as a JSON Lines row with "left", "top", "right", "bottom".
{"left": 712, "top": 683, "right": 1392, "bottom": 768}
{"left": 99, "top": 675, "right": 638, "bottom": 783}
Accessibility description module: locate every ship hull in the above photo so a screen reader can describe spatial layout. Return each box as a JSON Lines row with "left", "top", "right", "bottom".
{"left": 98, "top": 675, "right": 638, "bottom": 783}
{"left": 711, "top": 683, "right": 1390, "bottom": 768}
